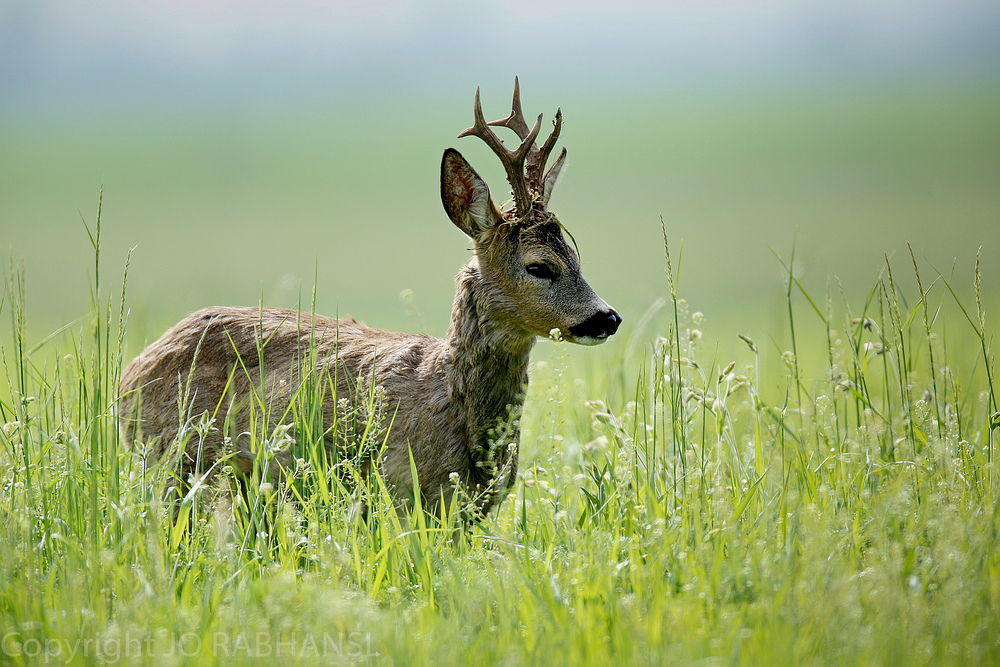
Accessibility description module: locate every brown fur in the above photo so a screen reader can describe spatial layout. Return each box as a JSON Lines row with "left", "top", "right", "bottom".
{"left": 119, "top": 85, "right": 620, "bottom": 516}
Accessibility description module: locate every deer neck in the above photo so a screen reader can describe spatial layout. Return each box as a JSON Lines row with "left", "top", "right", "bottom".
{"left": 445, "top": 260, "right": 534, "bottom": 475}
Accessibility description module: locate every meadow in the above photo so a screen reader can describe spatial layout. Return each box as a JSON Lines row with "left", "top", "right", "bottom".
{"left": 1, "top": 84, "right": 998, "bottom": 664}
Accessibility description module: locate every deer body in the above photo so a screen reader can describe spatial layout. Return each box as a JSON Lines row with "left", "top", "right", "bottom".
{"left": 119, "top": 81, "right": 620, "bottom": 515}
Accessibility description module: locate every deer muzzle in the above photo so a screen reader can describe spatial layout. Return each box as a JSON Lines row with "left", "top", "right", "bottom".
{"left": 568, "top": 308, "right": 622, "bottom": 345}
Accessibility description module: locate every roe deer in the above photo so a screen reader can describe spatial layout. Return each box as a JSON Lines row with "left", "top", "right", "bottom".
{"left": 119, "top": 79, "right": 621, "bottom": 516}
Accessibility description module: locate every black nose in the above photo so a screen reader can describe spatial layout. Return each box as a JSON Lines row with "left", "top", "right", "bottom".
{"left": 569, "top": 309, "right": 622, "bottom": 340}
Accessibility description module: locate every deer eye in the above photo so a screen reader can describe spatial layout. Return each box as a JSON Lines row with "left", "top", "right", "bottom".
{"left": 525, "top": 263, "right": 556, "bottom": 281}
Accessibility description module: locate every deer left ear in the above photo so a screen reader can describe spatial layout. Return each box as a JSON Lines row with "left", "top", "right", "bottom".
{"left": 441, "top": 148, "right": 500, "bottom": 241}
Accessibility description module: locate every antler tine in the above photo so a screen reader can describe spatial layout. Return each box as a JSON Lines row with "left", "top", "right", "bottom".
{"left": 488, "top": 78, "right": 565, "bottom": 206}
{"left": 458, "top": 84, "right": 541, "bottom": 215}
{"left": 487, "top": 76, "right": 531, "bottom": 139}
{"left": 526, "top": 107, "right": 563, "bottom": 189}
{"left": 456, "top": 86, "right": 487, "bottom": 140}
{"left": 536, "top": 108, "right": 562, "bottom": 167}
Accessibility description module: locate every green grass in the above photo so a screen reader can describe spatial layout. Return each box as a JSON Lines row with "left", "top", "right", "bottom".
{"left": 1, "top": 199, "right": 998, "bottom": 665}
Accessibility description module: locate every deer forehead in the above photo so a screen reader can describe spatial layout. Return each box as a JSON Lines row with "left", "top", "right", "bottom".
{"left": 517, "top": 221, "right": 577, "bottom": 265}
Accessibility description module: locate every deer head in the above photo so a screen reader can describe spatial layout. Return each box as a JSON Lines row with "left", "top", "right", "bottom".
{"left": 440, "top": 78, "right": 621, "bottom": 345}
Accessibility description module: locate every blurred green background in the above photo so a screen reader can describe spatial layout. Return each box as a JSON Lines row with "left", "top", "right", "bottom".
{"left": 2, "top": 1, "right": 998, "bottom": 356}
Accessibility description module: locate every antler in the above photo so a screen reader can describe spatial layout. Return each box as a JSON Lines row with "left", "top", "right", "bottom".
{"left": 459, "top": 77, "right": 564, "bottom": 216}
{"left": 488, "top": 78, "right": 564, "bottom": 198}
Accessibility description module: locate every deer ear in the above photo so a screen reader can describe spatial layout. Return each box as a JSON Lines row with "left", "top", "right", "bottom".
{"left": 540, "top": 147, "right": 567, "bottom": 208}
{"left": 441, "top": 148, "right": 500, "bottom": 240}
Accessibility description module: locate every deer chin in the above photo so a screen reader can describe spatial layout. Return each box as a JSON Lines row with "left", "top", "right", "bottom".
{"left": 568, "top": 333, "right": 612, "bottom": 346}
{"left": 549, "top": 328, "right": 612, "bottom": 346}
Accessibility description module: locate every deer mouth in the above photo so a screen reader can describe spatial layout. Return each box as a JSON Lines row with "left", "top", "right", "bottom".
{"left": 566, "top": 309, "right": 622, "bottom": 345}
{"left": 571, "top": 333, "right": 613, "bottom": 346}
